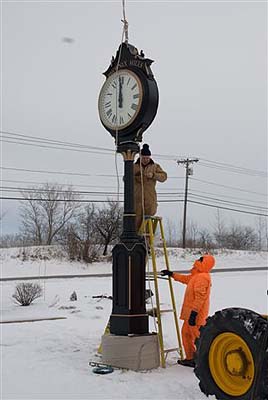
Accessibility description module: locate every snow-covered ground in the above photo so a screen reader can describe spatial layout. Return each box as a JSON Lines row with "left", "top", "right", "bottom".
{"left": 1, "top": 247, "right": 267, "bottom": 399}
{"left": 1, "top": 246, "right": 267, "bottom": 278}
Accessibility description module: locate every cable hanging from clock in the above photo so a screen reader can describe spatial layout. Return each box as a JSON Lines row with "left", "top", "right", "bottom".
{"left": 121, "top": 0, "right": 129, "bottom": 44}
{"left": 114, "top": 0, "right": 130, "bottom": 204}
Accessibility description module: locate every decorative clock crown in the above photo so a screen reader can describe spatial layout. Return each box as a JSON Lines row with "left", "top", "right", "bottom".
{"left": 103, "top": 41, "right": 155, "bottom": 79}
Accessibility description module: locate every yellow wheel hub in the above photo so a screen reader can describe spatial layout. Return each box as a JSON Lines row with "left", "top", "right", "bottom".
{"left": 209, "top": 332, "right": 255, "bottom": 396}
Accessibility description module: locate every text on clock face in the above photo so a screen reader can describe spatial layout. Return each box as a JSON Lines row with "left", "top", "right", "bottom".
{"left": 99, "top": 70, "right": 143, "bottom": 130}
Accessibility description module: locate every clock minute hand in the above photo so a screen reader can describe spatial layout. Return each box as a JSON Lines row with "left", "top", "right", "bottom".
{"left": 118, "top": 76, "right": 123, "bottom": 108}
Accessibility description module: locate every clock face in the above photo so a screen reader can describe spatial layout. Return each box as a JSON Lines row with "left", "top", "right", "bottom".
{"left": 98, "top": 69, "right": 143, "bottom": 131}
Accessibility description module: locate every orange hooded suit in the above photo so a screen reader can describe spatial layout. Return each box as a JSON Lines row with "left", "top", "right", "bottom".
{"left": 172, "top": 254, "right": 215, "bottom": 360}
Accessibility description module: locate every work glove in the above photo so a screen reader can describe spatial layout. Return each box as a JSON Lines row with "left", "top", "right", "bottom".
{"left": 188, "top": 310, "right": 198, "bottom": 326}
{"left": 160, "top": 269, "right": 173, "bottom": 277}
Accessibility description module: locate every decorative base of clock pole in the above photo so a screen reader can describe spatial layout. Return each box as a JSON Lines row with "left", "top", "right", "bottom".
{"left": 110, "top": 141, "right": 148, "bottom": 336}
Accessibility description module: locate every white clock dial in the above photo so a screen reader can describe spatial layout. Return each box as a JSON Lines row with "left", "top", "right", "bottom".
{"left": 98, "top": 69, "right": 143, "bottom": 130}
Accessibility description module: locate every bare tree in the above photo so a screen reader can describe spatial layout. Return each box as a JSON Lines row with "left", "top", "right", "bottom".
{"left": 165, "top": 218, "right": 178, "bottom": 247}
{"left": 198, "top": 228, "right": 214, "bottom": 251}
{"left": 62, "top": 203, "right": 100, "bottom": 262}
{"left": 0, "top": 233, "right": 25, "bottom": 248}
{"left": 20, "top": 183, "right": 80, "bottom": 245}
{"left": 264, "top": 218, "right": 268, "bottom": 251}
{"left": 255, "top": 215, "right": 266, "bottom": 251}
{"left": 187, "top": 220, "right": 199, "bottom": 249}
{"left": 0, "top": 210, "right": 7, "bottom": 221}
{"left": 221, "top": 223, "right": 257, "bottom": 250}
{"left": 94, "top": 200, "right": 123, "bottom": 256}
{"left": 213, "top": 209, "right": 226, "bottom": 249}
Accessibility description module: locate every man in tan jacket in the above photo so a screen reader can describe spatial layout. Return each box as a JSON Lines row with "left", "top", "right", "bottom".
{"left": 134, "top": 144, "right": 167, "bottom": 232}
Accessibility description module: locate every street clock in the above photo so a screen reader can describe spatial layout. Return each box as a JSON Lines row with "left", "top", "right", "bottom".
{"left": 98, "top": 42, "right": 159, "bottom": 143}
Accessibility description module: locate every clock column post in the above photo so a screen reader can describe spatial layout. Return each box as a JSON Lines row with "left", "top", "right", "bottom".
{"left": 110, "top": 141, "right": 148, "bottom": 335}
{"left": 99, "top": 41, "right": 160, "bottom": 370}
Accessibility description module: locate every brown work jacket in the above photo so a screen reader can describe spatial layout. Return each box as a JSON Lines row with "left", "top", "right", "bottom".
{"left": 134, "top": 159, "right": 167, "bottom": 217}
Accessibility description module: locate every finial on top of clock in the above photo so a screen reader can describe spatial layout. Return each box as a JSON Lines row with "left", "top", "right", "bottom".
{"left": 104, "top": 42, "right": 154, "bottom": 79}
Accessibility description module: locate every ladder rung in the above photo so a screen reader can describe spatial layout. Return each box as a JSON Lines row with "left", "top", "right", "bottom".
{"left": 160, "top": 309, "right": 175, "bottom": 314}
{"left": 163, "top": 348, "right": 180, "bottom": 354}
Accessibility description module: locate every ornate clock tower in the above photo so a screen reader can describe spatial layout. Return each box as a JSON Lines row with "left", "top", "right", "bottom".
{"left": 98, "top": 41, "right": 160, "bottom": 369}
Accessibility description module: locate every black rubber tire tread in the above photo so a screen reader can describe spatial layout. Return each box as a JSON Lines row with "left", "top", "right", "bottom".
{"left": 194, "top": 308, "right": 268, "bottom": 400}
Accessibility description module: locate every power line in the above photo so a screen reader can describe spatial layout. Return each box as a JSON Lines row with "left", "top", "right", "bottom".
{"left": 1, "top": 130, "right": 113, "bottom": 153}
{"left": 1, "top": 167, "right": 267, "bottom": 201}
{"left": 0, "top": 185, "right": 183, "bottom": 198}
{"left": 199, "top": 161, "right": 267, "bottom": 178}
{"left": 1, "top": 178, "right": 267, "bottom": 205}
{"left": 200, "top": 157, "right": 267, "bottom": 176}
{"left": 0, "top": 196, "right": 122, "bottom": 203}
{"left": 191, "top": 177, "right": 267, "bottom": 197}
{"left": 0, "top": 179, "right": 118, "bottom": 190}
{"left": 188, "top": 200, "right": 268, "bottom": 218}
{"left": 189, "top": 187, "right": 267, "bottom": 205}
{"left": 188, "top": 192, "right": 268, "bottom": 211}
{"left": 2, "top": 130, "right": 267, "bottom": 177}
{"left": 2, "top": 185, "right": 266, "bottom": 212}
{"left": 2, "top": 138, "right": 114, "bottom": 156}
{"left": 1, "top": 196, "right": 267, "bottom": 217}
{"left": 0, "top": 166, "right": 121, "bottom": 178}
{"left": 2, "top": 130, "right": 178, "bottom": 160}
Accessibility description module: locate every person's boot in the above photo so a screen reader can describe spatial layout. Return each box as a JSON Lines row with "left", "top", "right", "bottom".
{"left": 177, "top": 359, "right": 195, "bottom": 368}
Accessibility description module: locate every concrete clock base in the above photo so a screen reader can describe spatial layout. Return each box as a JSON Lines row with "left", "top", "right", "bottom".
{"left": 101, "top": 333, "right": 160, "bottom": 371}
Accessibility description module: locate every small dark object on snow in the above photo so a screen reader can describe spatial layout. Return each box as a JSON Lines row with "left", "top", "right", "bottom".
{"left": 89, "top": 361, "right": 117, "bottom": 374}
{"left": 177, "top": 359, "right": 195, "bottom": 368}
{"left": 70, "top": 291, "right": 77, "bottom": 301}
{"left": 92, "top": 295, "right": 113, "bottom": 300}
{"left": 92, "top": 366, "right": 114, "bottom": 374}
{"left": 88, "top": 361, "right": 127, "bottom": 375}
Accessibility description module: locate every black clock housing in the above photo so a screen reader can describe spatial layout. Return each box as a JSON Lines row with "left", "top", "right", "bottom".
{"left": 99, "top": 42, "right": 159, "bottom": 144}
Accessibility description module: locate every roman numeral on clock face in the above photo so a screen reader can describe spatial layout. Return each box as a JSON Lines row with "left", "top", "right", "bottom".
{"left": 106, "top": 109, "right": 112, "bottom": 118}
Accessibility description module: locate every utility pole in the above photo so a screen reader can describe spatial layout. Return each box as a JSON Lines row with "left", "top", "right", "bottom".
{"left": 177, "top": 158, "right": 199, "bottom": 248}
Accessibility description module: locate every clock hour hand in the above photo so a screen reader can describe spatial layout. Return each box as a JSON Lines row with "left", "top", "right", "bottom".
{"left": 118, "top": 76, "right": 123, "bottom": 108}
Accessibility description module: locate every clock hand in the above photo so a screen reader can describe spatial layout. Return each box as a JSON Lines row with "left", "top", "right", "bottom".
{"left": 118, "top": 76, "right": 123, "bottom": 109}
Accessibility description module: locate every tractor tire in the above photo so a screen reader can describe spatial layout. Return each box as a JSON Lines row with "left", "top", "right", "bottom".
{"left": 194, "top": 308, "right": 268, "bottom": 400}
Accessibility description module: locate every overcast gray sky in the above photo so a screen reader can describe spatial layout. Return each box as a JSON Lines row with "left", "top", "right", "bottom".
{"left": 1, "top": 0, "right": 267, "bottom": 236}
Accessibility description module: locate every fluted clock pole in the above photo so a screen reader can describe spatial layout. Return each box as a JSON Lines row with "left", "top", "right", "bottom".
{"left": 110, "top": 141, "right": 148, "bottom": 335}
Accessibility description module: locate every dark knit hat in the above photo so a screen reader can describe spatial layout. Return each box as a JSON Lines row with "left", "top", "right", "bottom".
{"left": 141, "top": 144, "right": 151, "bottom": 156}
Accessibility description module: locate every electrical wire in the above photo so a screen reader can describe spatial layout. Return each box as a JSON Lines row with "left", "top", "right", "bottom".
{"left": 191, "top": 177, "right": 267, "bottom": 197}
{"left": 3, "top": 185, "right": 267, "bottom": 212}
{"left": 2, "top": 130, "right": 267, "bottom": 178}
{"left": 199, "top": 161, "right": 267, "bottom": 178}
{"left": 1, "top": 166, "right": 122, "bottom": 178}
{"left": 187, "top": 200, "right": 267, "bottom": 217}
{"left": 201, "top": 157, "right": 267, "bottom": 176}
{"left": 2, "top": 138, "right": 113, "bottom": 156}
{"left": 2, "top": 178, "right": 267, "bottom": 209}
{"left": 1, "top": 131, "right": 113, "bottom": 153}
{"left": 1, "top": 194, "right": 267, "bottom": 216}
{"left": 188, "top": 192, "right": 268, "bottom": 211}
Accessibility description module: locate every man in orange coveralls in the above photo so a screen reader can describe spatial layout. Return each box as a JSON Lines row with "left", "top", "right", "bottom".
{"left": 161, "top": 254, "right": 215, "bottom": 368}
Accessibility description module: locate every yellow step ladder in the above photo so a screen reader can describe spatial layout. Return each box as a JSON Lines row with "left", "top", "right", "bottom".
{"left": 140, "top": 215, "right": 184, "bottom": 368}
